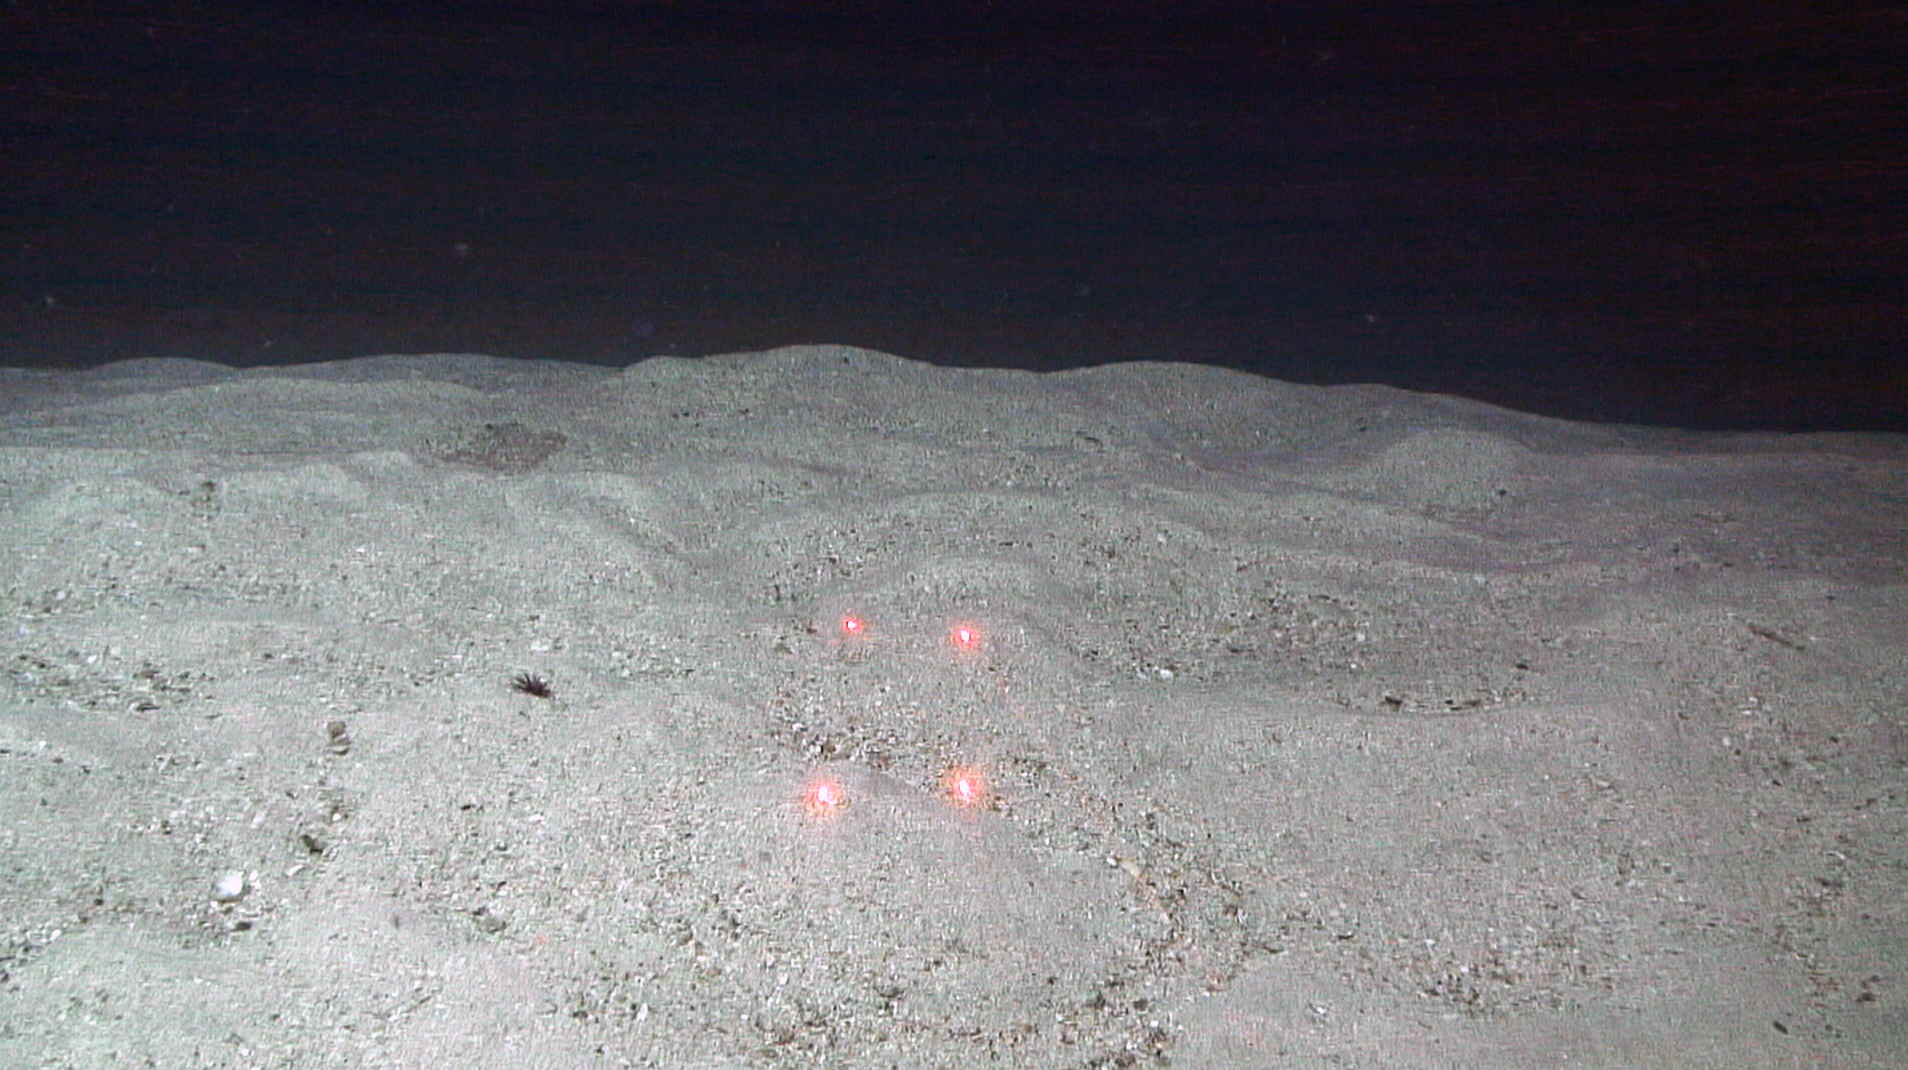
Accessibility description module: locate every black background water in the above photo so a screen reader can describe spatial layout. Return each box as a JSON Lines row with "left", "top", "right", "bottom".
{"left": 4, "top": 0, "right": 1902, "bottom": 430}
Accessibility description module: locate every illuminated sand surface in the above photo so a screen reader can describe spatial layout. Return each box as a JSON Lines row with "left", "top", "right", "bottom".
{"left": 2, "top": 347, "right": 1903, "bottom": 1068}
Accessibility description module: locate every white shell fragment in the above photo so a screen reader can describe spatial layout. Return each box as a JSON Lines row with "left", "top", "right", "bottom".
{"left": 211, "top": 870, "right": 248, "bottom": 903}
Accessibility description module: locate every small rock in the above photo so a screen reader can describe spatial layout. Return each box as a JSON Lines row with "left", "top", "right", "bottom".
{"left": 325, "top": 719, "right": 352, "bottom": 755}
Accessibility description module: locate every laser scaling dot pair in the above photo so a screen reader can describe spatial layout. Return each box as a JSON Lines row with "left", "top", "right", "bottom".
{"left": 832, "top": 612, "right": 987, "bottom": 654}
{"left": 800, "top": 765, "right": 993, "bottom": 819}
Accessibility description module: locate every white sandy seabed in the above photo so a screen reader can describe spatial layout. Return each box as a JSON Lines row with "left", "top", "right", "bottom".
{"left": 0, "top": 345, "right": 1903, "bottom": 1069}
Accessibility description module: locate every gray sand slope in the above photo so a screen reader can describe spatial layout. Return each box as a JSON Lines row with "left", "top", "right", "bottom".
{"left": 1, "top": 346, "right": 1903, "bottom": 1068}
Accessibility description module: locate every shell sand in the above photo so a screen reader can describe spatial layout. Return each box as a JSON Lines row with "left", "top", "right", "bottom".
{"left": 2, "top": 347, "right": 1902, "bottom": 1068}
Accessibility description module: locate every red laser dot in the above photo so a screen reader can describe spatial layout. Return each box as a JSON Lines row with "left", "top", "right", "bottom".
{"left": 804, "top": 777, "right": 846, "bottom": 817}
{"left": 839, "top": 615, "right": 864, "bottom": 637}
{"left": 949, "top": 623, "right": 983, "bottom": 651}
{"left": 943, "top": 767, "right": 989, "bottom": 808}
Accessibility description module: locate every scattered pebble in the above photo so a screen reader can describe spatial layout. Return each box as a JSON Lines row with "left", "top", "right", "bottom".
{"left": 326, "top": 719, "right": 352, "bottom": 755}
